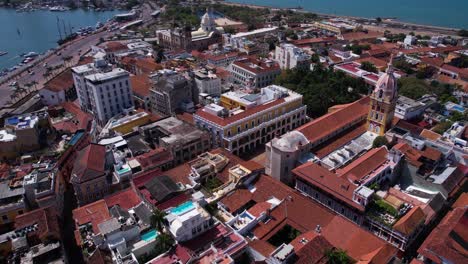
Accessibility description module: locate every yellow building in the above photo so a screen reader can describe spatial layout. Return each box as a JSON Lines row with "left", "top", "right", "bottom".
{"left": 106, "top": 111, "right": 151, "bottom": 135}
{"left": 367, "top": 61, "right": 398, "bottom": 136}
{"left": 194, "top": 85, "right": 307, "bottom": 155}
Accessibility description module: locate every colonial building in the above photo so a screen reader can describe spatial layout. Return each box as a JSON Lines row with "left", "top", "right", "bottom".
{"left": 70, "top": 144, "right": 114, "bottom": 206}
{"left": 156, "top": 8, "right": 224, "bottom": 51}
{"left": 367, "top": 60, "right": 398, "bottom": 135}
{"left": 194, "top": 85, "right": 307, "bottom": 155}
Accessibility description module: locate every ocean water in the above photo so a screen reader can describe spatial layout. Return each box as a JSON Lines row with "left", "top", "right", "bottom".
{"left": 0, "top": 8, "right": 119, "bottom": 70}
{"left": 226, "top": 0, "right": 468, "bottom": 29}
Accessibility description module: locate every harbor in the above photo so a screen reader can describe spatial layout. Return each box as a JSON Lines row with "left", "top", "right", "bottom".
{"left": 0, "top": 8, "right": 119, "bottom": 71}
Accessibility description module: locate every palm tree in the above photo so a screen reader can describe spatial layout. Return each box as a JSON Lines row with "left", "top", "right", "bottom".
{"left": 154, "top": 233, "right": 174, "bottom": 255}
{"left": 31, "top": 80, "right": 38, "bottom": 91}
{"left": 150, "top": 209, "right": 167, "bottom": 232}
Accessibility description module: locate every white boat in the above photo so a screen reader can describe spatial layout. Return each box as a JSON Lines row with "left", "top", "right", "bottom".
{"left": 24, "top": 52, "right": 38, "bottom": 58}
{"left": 49, "top": 6, "right": 70, "bottom": 12}
{"left": 0, "top": 51, "right": 7, "bottom": 56}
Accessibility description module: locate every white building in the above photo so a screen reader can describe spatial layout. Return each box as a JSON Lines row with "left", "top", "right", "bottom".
{"left": 395, "top": 95, "right": 435, "bottom": 120}
{"left": 274, "top": 43, "right": 311, "bottom": 70}
{"left": 72, "top": 60, "right": 133, "bottom": 126}
{"left": 165, "top": 201, "right": 213, "bottom": 242}
{"left": 194, "top": 69, "right": 222, "bottom": 97}
{"left": 230, "top": 57, "right": 281, "bottom": 89}
{"left": 404, "top": 35, "right": 417, "bottom": 46}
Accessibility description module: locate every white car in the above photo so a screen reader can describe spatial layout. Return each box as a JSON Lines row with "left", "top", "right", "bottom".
{"left": 9, "top": 81, "right": 17, "bottom": 86}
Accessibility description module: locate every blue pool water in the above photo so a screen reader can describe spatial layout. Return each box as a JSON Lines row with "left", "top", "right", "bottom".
{"left": 170, "top": 201, "right": 195, "bottom": 215}
{"left": 141, "top": 229, "right": 158, "bottom": 242}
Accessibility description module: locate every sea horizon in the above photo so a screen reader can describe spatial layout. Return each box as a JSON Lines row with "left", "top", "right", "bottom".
{"left": 225, "top": 0, "right": 468, "bottom": 29}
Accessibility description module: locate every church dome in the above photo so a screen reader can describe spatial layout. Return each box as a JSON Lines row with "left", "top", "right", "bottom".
{"left": 200, "top": 7, "right": 216, "bottom": 32}
{"left": 373, "top": 59, "right": 397, "bottom": 101}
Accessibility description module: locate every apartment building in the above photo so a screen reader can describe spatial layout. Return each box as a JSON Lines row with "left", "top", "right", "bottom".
{"left": 229, "top": 57, "right": 281, "bottom": 89}
{"left": 72, "top": 60, "right": 134, "bottom": 126}
{"left": 194, "top": 85, "right": 307, "bottom": 155}
{"left": 274, "top": 43, "right": 311, "bottom": 70}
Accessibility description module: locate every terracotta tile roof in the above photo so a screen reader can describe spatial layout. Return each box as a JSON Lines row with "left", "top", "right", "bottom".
{"left": 341, "top": 31, "right": 382, "bottom": 41}
{"left": 292, "top": 37, "right": 336, "bottom": 46}
{"left": 248, "top": 201, "right": 272, "bottom": 218}
{"left": 398, "top": 47, "right": 432, "bottom": 55}
{"left": 393, "top": 206, "right": 426, "bottom": 236}
{"left": 232, "top": 57, "right": 280, "bottom": 75}
{"left": 313, "top": 123, "right": 367, "bottom": 158}
{"left": 322, "top": 216, "right": 397, "bottom": 262}
{"left": 452, "top": 193, "right": 468, "bottom": 209}
{"left": 437, "top": 74, "right": 468, "bottom": 92}
{"left": 354, "top": 56, "right": 388, "bottom": 69}
{"left": 249, "top": 177, "right": 336, "bottom": 240}
{"left": 441, "top": 64, "right": 468, "bottom": 79}
{"left": 293, "top": 162, "right": 364, "bottom": 212}
{"left": 135, "top": 147, "right": 173, "bottom": 170}
{"left": 104, "top": 188, "right": 142, "bottom": 210}
{"left": 130, "top": 74, "right": 151, "bottom": 97}
{"left": 420, "top": 129, "right": 442, "bottom": 141}
{"left": 102, "top": 41, "right": 127, "bottom": 53}
{"left": 44, "top": 69, "right": 74, "bottom": 92}
{"left": 297, "top": 96, "right": 369, "bottom": 143}
{"left": 418, "top": 207, "right": 468, "bottom": 264}
{"left": 134, "top": 57, "right": 162, "bottom": 74}
{"left": 176, "top": 112, "right": 194, "bottom": 125}
{"left": 195, "top": 98, "right": 285, "bottom": 127}
{"left": 295, "top": 234, "right": 333, "bottom": 264}
{"left": 14, "top": 206, "right": 60, "bottom": 241}
{"left": 394, "top": 143, "right": 424, "bottom": 168}
{"left": 393, "top": 119, "right": 424, "bottom": 135}
{"left": 336, "top": 147, "right": 389, "bottom": 183}
{"left": 219, "top": 189, "right": 253, "bottom": 213}
{"left": 421, "top": 146, "right": 442, "bottom": 161}
{"left": 72, "top": 200, "right": 111, "bottom": 234}
{"left": 420, "top": 57, "right": 444, "bottom": 68}
{"left": 431, "top": 45, "right": 464, "bottom": 54}
{"left": 249, "top": 239, "right": 276, "bottom": 257}
{"left": 71, "top": 143, "right": 106, "bottom": 183}
{"left": 52, "top": 101, "right": 92, "bottom": 133}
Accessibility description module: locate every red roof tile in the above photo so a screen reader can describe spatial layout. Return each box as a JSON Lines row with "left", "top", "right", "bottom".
{"left": 130, "top": 74, "right": 152, "bottom": 97}
{"left": 341, "top": 31, "right": 382, "bottom": 41}
{"left": 104, "top": 188, "right": 142, "bottom": 210}
{"left": 195, "top": 98, "right": 285, "bottom": 127}
{"left": 72, "top": 200, "right": 111, "bottom": 234}
{"left": 313, "top": 123, "right": 367, "bottom": 158}
{"left": 297, "top": 96, "right": 369, "bottom": 143}
{"left": 336, "top": 147, "right": 389, "bottom": 183}
{"left": 295, "top": 234, "right": 332, "bottom": 264}
{"left": 322, "top": 216, "right": 397, "bottom": 262}
{"left": 393, "top": 206, "right": 426, "bottom": 236}
{"left": 293, "top": 162, "right": 364, "bottom": 212}
{"left": 44, "top": 69, "right": 74, "bottom": 92}
{"left": 102, "top": 41, "right": 127, "bottom": 53}
{"left": 232, "top": 57, "right": 280, "bottom": 75}
{"left": 418, "top": 207, "right": 468, "bottom": 264}
{"left": 135, "top": 147, "right": 173, "bottom": 170}
{"left": 71, "top": 143, "right": 106, "bottom": 183}
{"left": 14, "top": 206, "right": 60, "bottom": 241}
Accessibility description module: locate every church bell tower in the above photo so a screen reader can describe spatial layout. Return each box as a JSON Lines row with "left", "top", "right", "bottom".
{"left": 367, "top": 58, "right": 398, "bottom": 135}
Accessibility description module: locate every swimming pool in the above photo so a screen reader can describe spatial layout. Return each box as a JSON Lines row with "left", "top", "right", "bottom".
{"left": 170, "top": 201, "right": 195, "bottom": 215}
{"left": 141, "top": 229, "right": 158, "bottom": 242}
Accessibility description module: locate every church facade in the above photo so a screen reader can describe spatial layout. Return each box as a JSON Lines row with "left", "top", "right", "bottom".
{"left": 156, "top": 8, "right": 224, "bottom": 51}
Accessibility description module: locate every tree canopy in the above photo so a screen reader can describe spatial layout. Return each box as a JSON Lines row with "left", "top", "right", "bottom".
{"left": 372, "top": 136, "right": 389, "bottom": 148}
{"left": 274, "top": 66, "right": 368, "bottom": 117}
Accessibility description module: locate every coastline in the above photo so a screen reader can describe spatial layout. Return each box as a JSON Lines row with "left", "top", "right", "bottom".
{"left": 219, "top": 1, "right": 462, "bottom": 36}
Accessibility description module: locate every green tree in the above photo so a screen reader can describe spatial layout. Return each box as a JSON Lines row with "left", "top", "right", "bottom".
{"left": 154, "top": 233, "right": 174, "bottom": 255}
{"left": 393, "top": 59, "right": 414, "bottom": 74}
{"left": 372, "top": 136, "right": 389, "bottom": 148}
{"left": 458, "top": 29, "right": 468, "bottom": 37}
{"left": 375, "top": 17, "right": 382, "bottom": 23}
{"left": 325, "top": 249, "right": 354, "bottom": 264}
{"left": 398, "top": 77, "right": 429, "bottom": 99}
{"left": 360, "top": 61, "right": 378, "bottom": 73}
{"left": 150, "top": 209, "right": 167, "bottom": 233}
{"left": 432, "top": 121, "right": 453, "bottom": 134}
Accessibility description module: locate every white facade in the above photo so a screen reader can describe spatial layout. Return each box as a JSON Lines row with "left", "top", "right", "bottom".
{"left": 274, "top": 43, "right": 311, "bottom": 70}
{"left": 194, "top": 70, "right": 222, "bottom": 96}
{"left": 165, "top": 202, "right": 212, "bottom": 242}
{"left": 39, "top": 88, "right": 66, "bottom": 106}
{"left": 85, "top": 68, "right": 133, "bottom": 125}
{"left": 72, "top": 61, "right": 133, "bottom": 126}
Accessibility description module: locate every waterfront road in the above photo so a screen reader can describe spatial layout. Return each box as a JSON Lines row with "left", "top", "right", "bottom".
{"left": 0, "top": 28, "right": 113, "bottom": 108}
{"left": 0, "top": 5, "right": 156, "bottom": 109}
